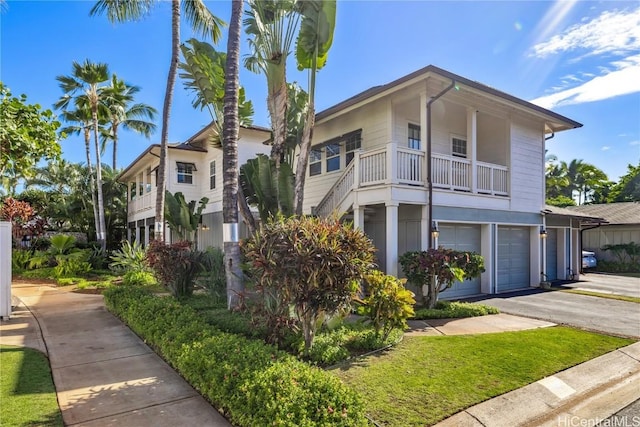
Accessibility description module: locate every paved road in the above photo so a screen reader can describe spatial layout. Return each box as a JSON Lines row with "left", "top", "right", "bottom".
{"left": 474, "top": 288, "right": 640, "bottom": 338}
{"left": 565, "top": 272, "right": 640, "bottom": 298}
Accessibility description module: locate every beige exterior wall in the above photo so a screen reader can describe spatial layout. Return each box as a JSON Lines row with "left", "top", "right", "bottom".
{"left": 582, "top": 225, "right": 640, "bottom": 262}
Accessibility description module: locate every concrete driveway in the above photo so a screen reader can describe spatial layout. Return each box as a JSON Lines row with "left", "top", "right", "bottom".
{"left": 563, "top": 272, "right": 640, "bottom": 298}
{"left": 473, "top": 287, "right": 640, "bottom": 338}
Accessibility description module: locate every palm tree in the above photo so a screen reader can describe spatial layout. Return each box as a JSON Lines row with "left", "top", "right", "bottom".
{"left": 56, "top": 60, "right": 110, "bottom": 250}
{"left": 56, "top": 107, "right": 101, "bottom": 236}
{"left": 91, "top": 0, "right": 224, "bottom": 241}
{"left": 292, "top": 0, "right": 336, "bottom": 214}
{"left": 244, "top": 0, "right": 300, "bottom": 212}
{"left": 223, "top": 0, "right": 244, "bottom": 308}
{"left": 101, "top": 75, "right": 157, "bottom": 170}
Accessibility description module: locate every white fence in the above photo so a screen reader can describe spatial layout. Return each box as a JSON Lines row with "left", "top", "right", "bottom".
{"left": 1, "top": 222, "right": 11, "bottom": 319}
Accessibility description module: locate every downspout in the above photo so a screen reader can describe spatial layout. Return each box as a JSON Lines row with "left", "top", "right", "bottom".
{"left": 545, "top": 132, "right": 555, "bottom": 141}
{"left": 427, "top": 80, "right": 456, "bottom": 248}
{"left": 579, "top": 222, "right": 602, "bottom": 273}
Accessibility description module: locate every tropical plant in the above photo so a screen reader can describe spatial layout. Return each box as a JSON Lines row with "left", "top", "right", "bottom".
{"left": 100, "top": 74, "right": 157, "bottom": 169}
{"left": 602, "top": 242, "right": 640, "bottom": 265}
{"left": 292, "top": 0, "right": 336, "bottom": 214}
{"left": 608, "top": 164, "right": 640, "bottom": 202}
{"left": 109, "top": 240, "right": 148, "bottom": 274}
{"left": 164, "top": 191, "right": 208, "bottom": 245}
{"left": 0, "top": 197, "right": 34, "bottom": 241}
{"left": 243, "top": 215, "right": 376, "bottom": 354}
{"left": 196, "top": 247, "right": 226, "bottom": 303}
{"left": 357, "top": 270, "right": 415, "bottom": 341}
{"left": 0, "top": 83, "right": 63, "bottom": 185}
{"left": 240, "top": 154, "right": 294, "bottom": 222}
{"left": 91, "top": 0, "right": 224, "bottom": 242}
{"left": 400, "top": 248, "right": 485, "bottom": 308}
{"left": 146, "top": 240, "right": 205, "bottom": 297}
{"left": 55, "top": 60, "right": 111, "bottom": 250}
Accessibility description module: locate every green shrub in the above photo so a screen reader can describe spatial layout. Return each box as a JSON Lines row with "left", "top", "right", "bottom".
{"left": 400, "top": 249, "right": 485, "bottom": 308}
{"left": 11, "top": 249, "right": 31, "bottom": 270}
{"left": 122, "top": 270, "right": 157, "bottom": 287}
{"left": 413, "top": 301, "right": 499, "bottom": 319}
{"left": 109, "top": 241, "right": 148, "bottom": 274}
{"left": 103, "top": 287, "right": 367, "bottom": 426}
{"left": 358, "top": 270, "right": 415, "bottom": 340}
{"left": 52, "top": 257, "right": 91, "bottom": 278}
{"left": 17, "top": 267, "right": 55, "bottom": 280}
{"left": 243, "top": 215, "right": 376, "bottom": 354}
{"left": 196, "top": 247, "right": 226, "bottom": 303}
{"left": 597, "top": 260, "right": 640, "bottom": 273}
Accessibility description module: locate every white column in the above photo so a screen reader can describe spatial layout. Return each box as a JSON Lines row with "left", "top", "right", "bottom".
{"left": 353, "top": 205, "right": 365, "bottom": 230}
{"left": 144, "top": 222, "right": 150, "bottom": 246}
{"left": 385, "top": 203, "right": 399, "bottom": 276}
{"left": 135, "top": 223, "right": 141, "bottom": 244}
{"left": 420, "top": 91, "right": 428, "bottom": 183}
{"left": 386, "top": 142, "right": 398, "bottom": 185}
{"left": 480, "top": 224, "right": 493, "bottom": 294}
{"left": 0, "top": 222, "right": 12, "bottom": 319}
{"left": 467, "top": 108, "right": 477, "bottom": 193}
{"left": 420, "top": 205, "right": 429, "bottom": 251}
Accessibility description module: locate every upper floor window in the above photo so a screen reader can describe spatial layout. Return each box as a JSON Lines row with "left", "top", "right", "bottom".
{"left": 408, "top": 123, "right": 421, "bottom": 150}
{"left": 326, "top": 143, "right": 341, "bottom": 172}
{"left": 309, "top": 148, "right": 322, "bottom": 176}
{"left": 345, "top": 131, "right": 362, "bottom": 165}
{"left": 130, "top": 182, "right": 136, "bottom": 200}
{"left": 209, "top": 160, "right": 216, "bottom": 190}
{"left": 452, "top": 137, "right": 467, "bottom": 158}
{"left": 176, "top": 162, "right": 196, "bottom": 184}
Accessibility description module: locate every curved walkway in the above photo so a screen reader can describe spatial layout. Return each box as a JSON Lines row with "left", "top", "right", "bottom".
{"left": 1, "top": 282, "right": 230, "bottom": 427}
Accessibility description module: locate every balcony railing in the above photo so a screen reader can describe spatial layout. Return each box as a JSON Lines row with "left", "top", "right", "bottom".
{"left": 315, "top": 142, "right": 509, "bottom": 217}
{"left": 128, "top": 193, "right": 154, "bottom": 217}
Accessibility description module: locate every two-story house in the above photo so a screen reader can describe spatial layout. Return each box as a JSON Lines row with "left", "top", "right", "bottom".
{"left": 118, "top": 123, "right": 271, "bottom": 248}
{"left": 120, "top": 65, "right": 584, "bottom": 298}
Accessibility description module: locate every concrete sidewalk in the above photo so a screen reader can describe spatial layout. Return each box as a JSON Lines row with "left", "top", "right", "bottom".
{"left": 0, "top": 282, "right": 230, "bottom": 427}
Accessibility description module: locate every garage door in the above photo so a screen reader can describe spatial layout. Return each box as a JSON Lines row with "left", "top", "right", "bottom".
{"left": 438, "top": 224, "right": 482, "bottom": 299}
{"left": 498, "top": 226, "right": 530, "bottom": 292}
{"left": 545, "top": 228, "right": 558, "bottom": 281}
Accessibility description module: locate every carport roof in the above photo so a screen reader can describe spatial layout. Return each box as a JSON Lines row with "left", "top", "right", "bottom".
{"left": 543, "top": 205, "right": 607, "bottom": 225}
{"left": 564, "top": 202, "right": 640, "bottom": 225}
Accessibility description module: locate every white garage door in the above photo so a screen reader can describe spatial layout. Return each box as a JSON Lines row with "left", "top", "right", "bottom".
{"left": 438, "top": 223, "right": 482, "bottom": 299}
{"left": 545, "top": 228, "right": 558, "bottom": 281}
{"left": 498, "top": 226, "right": 530, "bottom": 292}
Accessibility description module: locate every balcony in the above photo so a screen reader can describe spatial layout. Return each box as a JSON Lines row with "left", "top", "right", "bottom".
{"left": 315, "top": 142, "right": 509, "bottom": 217}
{"left": 128, "top": 192, "right": 154, "bottom": 218}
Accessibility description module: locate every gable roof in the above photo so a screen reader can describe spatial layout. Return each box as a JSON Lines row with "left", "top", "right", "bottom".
{"left": 565, "top": 202, "right": 640, "bottom": 225}
{"left": 316, "top": 65, "right": 582, "bottom": 133}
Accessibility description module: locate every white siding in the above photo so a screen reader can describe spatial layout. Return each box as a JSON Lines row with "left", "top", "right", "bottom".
{"left": 509, "top": 117, "right": 545, "bottom": 213}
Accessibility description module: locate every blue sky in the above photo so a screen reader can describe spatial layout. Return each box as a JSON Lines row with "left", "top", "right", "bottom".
{"left": 1, "top": 0, "right": 639, "bottom": 182}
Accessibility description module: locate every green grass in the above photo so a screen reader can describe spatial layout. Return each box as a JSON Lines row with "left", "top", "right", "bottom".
{"left": 559, "top": 289, "right": 640, "bottom": 303}
{"left": 0, "top": 345, "right": 63, "bottom": 427}
{"left": 332, "top": 326, "right": 634, "bottom": 426}
{"left": 412, "top": 301, "right": 499, "bottom": 319}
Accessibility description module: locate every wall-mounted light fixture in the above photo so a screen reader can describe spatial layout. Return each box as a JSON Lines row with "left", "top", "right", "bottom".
{"left": 201, "top": 224, "right": 210, "bottom": 231}
{"left": 431, "top": 222, "right": 439, "bottom": 239}
{"left": 540, "top": 226, "right": 547, "bottom": 239}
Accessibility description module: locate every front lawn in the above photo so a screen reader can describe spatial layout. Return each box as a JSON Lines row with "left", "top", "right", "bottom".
{"left": 332, "top": 326, "right": 634, "bottom": 426}
{"left": 0, "top": 345, "right": 63, "bottom": 427}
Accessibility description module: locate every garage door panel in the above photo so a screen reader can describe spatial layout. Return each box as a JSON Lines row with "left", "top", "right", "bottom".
{"left": 438, "top": 224, "right": 482, "bottom": 299}
{"left": 498, "top": 226, "right": 530, "bottom": 292}
{"left": 546, "top": 228, "right": 558, "bottom": 281}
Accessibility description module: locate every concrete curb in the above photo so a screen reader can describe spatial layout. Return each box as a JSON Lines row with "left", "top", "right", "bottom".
{"left": 434, "top": 342, "right": 640, "bottom": 427}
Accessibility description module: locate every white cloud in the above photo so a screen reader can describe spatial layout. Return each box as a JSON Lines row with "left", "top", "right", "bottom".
{"left": 601, "top": 146, "right": 611, "bottom": 151}
{"left": 530, "top": 54, "right": 640, "bottom": 108}
{"left": 631, "top": 140, "right": 640, "bottom": 146}
{"left": 531, "top": 8, "right": 640, "bottom": 58}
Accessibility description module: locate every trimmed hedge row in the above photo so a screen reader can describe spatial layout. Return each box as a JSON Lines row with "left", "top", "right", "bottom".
{"left": 103, "top": 286, "right": 368, "bottom": 426}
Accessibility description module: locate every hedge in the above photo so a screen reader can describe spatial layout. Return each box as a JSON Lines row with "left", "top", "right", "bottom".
{"left": 103, "top": 286, "right": 368, "bottom": 426}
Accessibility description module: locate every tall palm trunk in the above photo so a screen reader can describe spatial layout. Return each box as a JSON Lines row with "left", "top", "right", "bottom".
{"left": 155, "top": 0, "right": 181, "bottom": 241}
{"left": 267, "top": 74, "right": 288, "bottom": 213}
{"left": 223, "top": 0, "right": 244, "bottom": 309}
{"left": 83, "top": 126, "right": 100, "bottom": 240}
{"left": 91, "top": 108, "right": 107, "bottom": 250}
{"left": 112, "top": 122, "right": 119, "bottom": 170}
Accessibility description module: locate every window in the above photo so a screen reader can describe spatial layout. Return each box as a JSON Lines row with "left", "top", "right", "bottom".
{"left": 326, "top": 143, "right": 340, "bottom": 172}
{"left": 408, "top": 124, "right": 421, "bottom": 150}
{"left": 176, "top": 162, "right": 196, "bottom": 184}
{"left": 452, "top": 137, "right": 467, "bottom": 158}
{"left": 130, "top": 182, "right": 136, "bottom": 200}
{"left": 345, "top": 131, "right": 362, "bottom": 165}
{"left": 309, "top": 148, "right": 322, "bottom": 176}
{"left": 209, "top": 160, "right": 216, "bottom": 190}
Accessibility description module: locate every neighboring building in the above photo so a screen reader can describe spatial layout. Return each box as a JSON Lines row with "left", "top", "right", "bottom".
{"left": 566, "top": 202, "right": 640, "bottom": 263}
{"left": 121, "top": 65, "right": 586, "bottom": 298}
{"left": 118, "top": 123, "right": 271, "bottom": 248}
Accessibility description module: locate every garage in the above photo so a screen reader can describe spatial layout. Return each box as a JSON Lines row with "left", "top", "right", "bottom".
{"left": 497, "top": 226, "right": 530, "bottom": 292}
{"left": 545, "top": 228, "right": 558, "bottom": 281}
{"left": 438, "top": 223, "right": 482, "bottom": 299}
